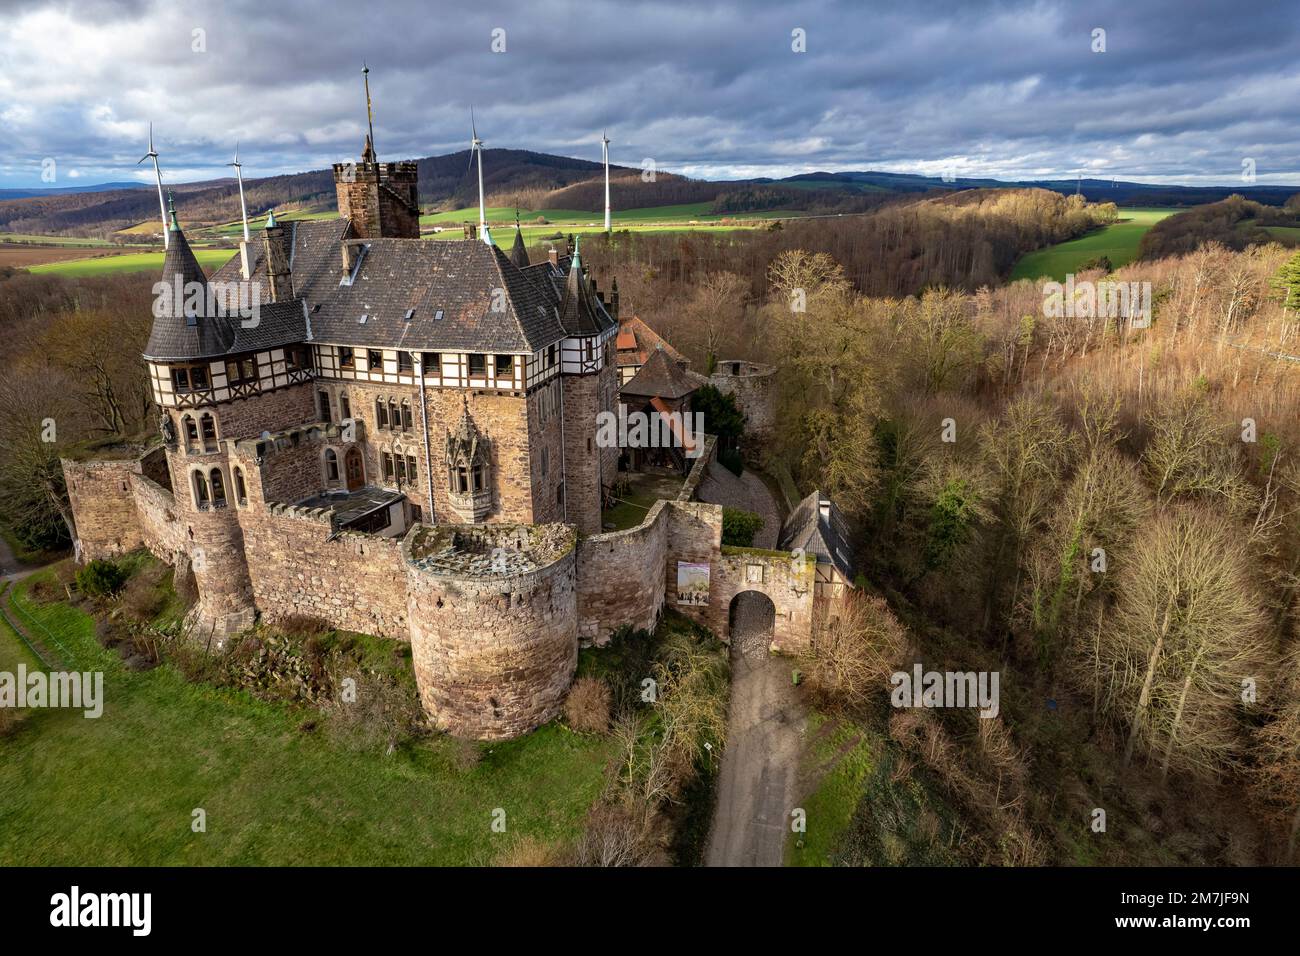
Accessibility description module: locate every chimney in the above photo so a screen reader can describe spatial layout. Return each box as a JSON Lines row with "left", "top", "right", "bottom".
{"left": 548, "top": 246, "right": 558, "bottom": 267}
{"left": 262, "top": 213, "right": 293, "bottom": 302}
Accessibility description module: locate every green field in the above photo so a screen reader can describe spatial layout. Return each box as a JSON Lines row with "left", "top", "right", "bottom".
{"left": 1009, "top": 207, "right": 1176, "bottom": 282}
{"left": 0, "top": 567, "right": 612, "bottom": 865}
{"left": 27, "top": 248, "right": 234, "bottom": 277}
{"left": 0, "top": 232, "right": 116, "bottom": 247}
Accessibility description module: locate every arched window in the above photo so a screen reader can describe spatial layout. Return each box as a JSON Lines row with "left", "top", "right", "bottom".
{"left": 325, "top": 449, "right": 339, "bottom": 482}
{"left": 401, "top": 399, "right": 413, "bottom": 430}
{"left": 192, "top": 471, "right": 210, "bottom": 510}
{"left": 199, "top": 412, "right": 218, "bottom": 452}
{"left": 388, "top": 398, "right": 400, "bottom": 430}
{"left": 233, "top": 466, "right": 247, "bottom": 506}
{"left": 210, "top": 468, "right": 227, "bottom": 508}
{"left": 183, "top": 415, "right": 198, "bottom": 452}
{"left": 375, "top": 397, "right": 389, "bottom": 429}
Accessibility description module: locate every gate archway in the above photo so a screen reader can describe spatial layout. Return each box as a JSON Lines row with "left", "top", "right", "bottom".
{"left": 727, "top": 590, "right": 775, "bottom": 661}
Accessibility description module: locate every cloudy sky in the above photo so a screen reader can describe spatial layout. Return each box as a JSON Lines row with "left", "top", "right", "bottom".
{"left": 1, "top": 0, "right": 1297, "bottom": 190}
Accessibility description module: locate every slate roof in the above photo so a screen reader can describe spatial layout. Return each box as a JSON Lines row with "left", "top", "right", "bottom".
{"left": 620, "top": 344, "right": 698, "bottom": 401}
{"left": 199, "top": 220, "right": 571, "bottom": 354}
{"left": 143, "top": 220, "right": 236, "bottom": 362}
{"left": 778, "top": 489, "right": 856, "bottom": 580}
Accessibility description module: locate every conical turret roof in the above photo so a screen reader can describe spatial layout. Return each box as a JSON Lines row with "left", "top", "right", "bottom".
{"left": 143, "top": 195, "right": 236, "bottom": 362}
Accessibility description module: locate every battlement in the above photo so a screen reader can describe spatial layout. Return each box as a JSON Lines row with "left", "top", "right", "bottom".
{"left": 405, "top": 522, "right": 575, "bottom": 580}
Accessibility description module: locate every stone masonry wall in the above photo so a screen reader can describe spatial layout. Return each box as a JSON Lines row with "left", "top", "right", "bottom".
{"left": 62, "top": 458, "right": 144, "bottom": 559}
{"left": 239, "top": 505, "right": 408, "bottom": 640}
{"left": 575, "top": 499, "right": 669, "bottom": 646}
{"left": 405, "top": 527, "right": 578, "bottom": 740}
{"left": 708, "top": 360, "right": 777, "bottom": 449}
{"left": 130, "top": 472, "right": 187, "bottom": 559}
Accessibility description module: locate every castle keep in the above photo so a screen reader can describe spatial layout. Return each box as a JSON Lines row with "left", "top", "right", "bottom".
{"left": 63, "top": 135, "right": 837, "bottom": 740}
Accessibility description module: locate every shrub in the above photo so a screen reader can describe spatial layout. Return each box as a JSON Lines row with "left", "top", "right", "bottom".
{"left": 570, "top": 798, "right": 667, "bottom": 867}
{"left": 75, "top": 559, "right": 126, "bottom": 598}
{"left": 497, "top": 835, "right": 562, "bottom": 867}
{"left": 802, "top": 592, "right": 912, "bottom": 716}
{"left": 564, "top": 676, "right": 612, "bottom": 734}
{"left": 120, "top": 563, "right": 167, "bottom": 623}
{"left": 27, "top": 577, "right": 60, "bottom": 603}
{"left": 722, "top": 507, "right": 763, "bottom": 547}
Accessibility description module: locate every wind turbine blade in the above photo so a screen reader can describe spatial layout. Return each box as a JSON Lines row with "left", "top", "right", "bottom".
{"left": 137, "top": 156, "right": 149, "bottom": 165}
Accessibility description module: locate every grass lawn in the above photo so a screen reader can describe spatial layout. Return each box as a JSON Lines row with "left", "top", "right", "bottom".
{"left": 1009, "top": 207, "right": 1177, "bottom": 282}
{"left": 602, "top": 473, "right": 684, "bottom": 531}
{"left": 786, "top": 712, "right": 873, "bottom": 866}
{"left": 0, "top": 567, "right": 614, "bottom": 865}
{"left": 27, "top": 249, "right": 234, "bottom": 277}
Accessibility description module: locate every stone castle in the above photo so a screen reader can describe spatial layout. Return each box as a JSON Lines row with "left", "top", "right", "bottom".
{"left": 62, "top": 136, "right": 849, "bottom": 740}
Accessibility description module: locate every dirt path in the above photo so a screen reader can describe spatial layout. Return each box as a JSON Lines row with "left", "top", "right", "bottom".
{"left": 705, "top": 594, "right": 808, "bottom": 866}
{"left": 696, "top": 465, "right": 783, "bottom": 549}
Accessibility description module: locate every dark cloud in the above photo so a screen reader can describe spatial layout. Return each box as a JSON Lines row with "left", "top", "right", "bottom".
{"left": 1, "top": 0, "right": 1297, "bottom": 189}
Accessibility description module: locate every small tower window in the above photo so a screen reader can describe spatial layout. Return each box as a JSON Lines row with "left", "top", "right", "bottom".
{"left": 388, "top": 399, "right": 400, "bottom": 430}
{"left": 192, "top": 471, "right": 210, "bottom": 510}
{"left": 382, "top": 452, "right": 395, "bottom": 482}
{"left": 209, "top": 468, "right": 227, "bottom": 508}
{"left": 339, "top": 392, "right": 351, "bottom": 420}
{"left": 401, "top": 399, "right": 413, "bottom": 431}
{"left": 407, "top": 455, "right": 418, "bottom": 483}
{"left": 319, "top": 390, "right": 332, "bottom": 423}
{"left": 183, "top": 415, "right": 199, "bottom": 452}
{"left": 233, "top": 466, "right": 247, "bottom": 506}
{"left": 325, "top": 449, "right": 339, "bottom": 482}
{"left": 199, "top": 413, "right": 218, "bottom": 452}
{"left": 375, "top": 397, "right": 389, "bottom": 429}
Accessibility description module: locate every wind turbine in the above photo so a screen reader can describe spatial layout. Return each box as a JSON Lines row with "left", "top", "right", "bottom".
{"left": 137, "top": 121, "right": 168, "bottom": 249}
{"left": 468, "top": 108, "right": 491, "bottom": 245}
{"left": 602, "top": 129, "right": 611, "bottom": 232}
{"left": 227, "top": 142, "right": 250, "bottom": 242}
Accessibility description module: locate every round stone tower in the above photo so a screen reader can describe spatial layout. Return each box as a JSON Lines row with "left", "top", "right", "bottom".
{"left": 403, "top": 523, "right": 578, "bottom": 740}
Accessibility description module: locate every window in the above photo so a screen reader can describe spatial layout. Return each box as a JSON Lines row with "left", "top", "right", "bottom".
{"left": 339, "top": 392, "right": 351, "bottom": 420}
{"left": 395, "top": 455, "right": 407, "bottom": 483}
{"left": 472, "top": 464, "right": 484, "bottom": 492}
{"left": 407, "top": 455, "right": 418, "bottom": 483}
{"left": 389, "top": 399, "right": 399, "bottom": 430}
{"left": 375, "top": 398, "right": 388, "bottom": 429}
{"left": 192, "top": 471, "right": 210, "bottom": 510}
{"left": 468, "top": 353, "right": 486, "bottom": 376}
{"left": 541, "top": 447, "right": 549, "bottom": 478}
{"left": 233, "top": 467, "right": 247, "bottom": 506}
{"left": 210, "top": 469, "right": 227, "bottom": 508}
{"left": 325, "top": 449, "right": 339, "bottom": 481}
{"left": 401, "top": 400, "right": 413, "bottom": 431}
{"left": 382, "top": 453, "right": 394, "bottom": 482}
{"left": 173, "top": 364, "right": 209, "bottom": 392}
{"left": 339, "top": 346, "right": 354, "bottom": 369}
{"left": 410, "top": 504, "right": 422, "bottom": 523}
{"left": 398, "top": 351, "right": 413, "bottom": 374}
{"left": 173, "top": 367, "right": 190, "bottom": 392}
{"left": 495, "top": 354, "right": 514, "bottom": 377}
{"left": 455, "top": 466, "right": 469, "bottom": 493}
{"left": 547, "top": 344, "right": 557, "bottom": 367}
{"left": 585, "top": 339, "right": 593, "bottom": 362}
{"left": 286, "top": 347, "right": 301, "bottom": 370}
{"left": 226, "top": 357, "right": 256, "bottom": 384}
{"left": 319, "top": 390, "right": 332, "bottom": 423}
{"left": 183, "top": 415, "right": 198, "bottom": 451}
{"left": 422, "top": 352, "right": 440, "bottom": 374}
{"left": 199, "top": 413, "right": 218, "bottom": 452}
{"left": 368, "top": 349, "right": 383, "bottom": 371}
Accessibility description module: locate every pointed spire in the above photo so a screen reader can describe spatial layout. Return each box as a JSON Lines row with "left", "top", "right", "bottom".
{"left": 571, "top": 234, "right": 581, "bottom": 270}
{"left": 265, "top": 208, "right": 278, "bottom": 228}
{"left": 167, "top": 190, "right": 180, "bottom": 231}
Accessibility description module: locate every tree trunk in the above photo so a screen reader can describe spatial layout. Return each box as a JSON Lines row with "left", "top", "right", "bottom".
{"left": 1125, "top": 601, "right": 1172, "bottom": 766}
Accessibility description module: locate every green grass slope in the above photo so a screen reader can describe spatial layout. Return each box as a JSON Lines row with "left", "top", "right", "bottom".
{"left": 1010, "top": 207, "right": 1176, "bottom": 282}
